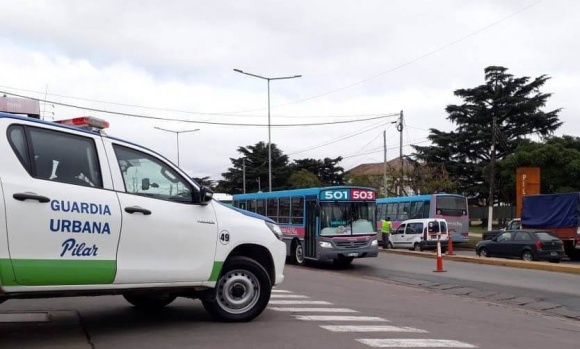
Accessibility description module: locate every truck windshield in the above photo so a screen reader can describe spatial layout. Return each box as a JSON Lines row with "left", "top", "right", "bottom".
{"left": 319, "top": 202, "right": 376, "bottom": 236}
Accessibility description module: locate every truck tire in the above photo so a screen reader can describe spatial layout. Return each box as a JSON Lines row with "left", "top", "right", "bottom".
{"left": 123, "top": 293, "right": 177, "bottom": 310}
{"left": 202, "top": 256, "right": 271, "bottom": 322}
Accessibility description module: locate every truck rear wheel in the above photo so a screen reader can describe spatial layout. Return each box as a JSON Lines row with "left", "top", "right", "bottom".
{"left": 202, "top": 256, "right": 271, "bottom": 322}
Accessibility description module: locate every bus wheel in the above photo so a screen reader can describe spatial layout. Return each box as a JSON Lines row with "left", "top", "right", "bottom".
{"left": 123, "top": 293, "right": 177, "bottom": 310}
{"left": 202, "top": 256, "right": 271, "bottom": 322}
{"left": 333, "top": 256, "right": 354, "bottom": 268}
{"left": 290, "top": 240, "right": 305, "bottom": 265}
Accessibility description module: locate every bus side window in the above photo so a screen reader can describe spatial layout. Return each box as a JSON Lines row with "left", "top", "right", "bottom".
{"left": 279, "top": 197, "right": 290, "bottom": 224}
{"left": 377, "top": 203, "right": 385, "bottom": 220}
{"left": 398, "top": 202, "right": 410, "bottom": 221}
{"left": 387, "top": 203, "right": 398, "bottom": 221}
{"left": 290, "top": 196, "right": 304, "bottom": 224}
{"left": 423, "top": 200, "right": 430, "bottom": 218}
{"left": 256, "top": 199, "right": 266, "bottom": 215}
{"left": 410, "top": 201, "right": 422, "bottom": 219}
{"left": 247, "top": 199, "right": 256, "bottom": 212}
{"left": 267, "top": 198, "right": 278, "bottom": 222}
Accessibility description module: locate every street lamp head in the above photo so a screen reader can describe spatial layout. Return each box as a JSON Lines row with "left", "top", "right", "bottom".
{"left": 294, "top": 75, "right": 302, "bottom": 78}
{"left": 233, "top": 69, "right": 244, "bottom": 73}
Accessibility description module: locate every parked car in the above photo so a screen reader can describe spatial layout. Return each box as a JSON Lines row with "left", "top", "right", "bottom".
{"left": 475, "top": 230, "right": 565, "bottom": 263}
{"left": 482, "top": 229, "right": 504, "bottom": 241}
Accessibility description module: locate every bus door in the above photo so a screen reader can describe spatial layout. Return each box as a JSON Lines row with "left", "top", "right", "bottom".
{"left": 304, "top": 197, "right": 318, "bottom": 259}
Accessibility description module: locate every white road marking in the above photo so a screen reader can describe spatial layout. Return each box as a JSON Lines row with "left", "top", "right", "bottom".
{"left": 321, "top": 325, "right": 428, "bottom": 333}
{"left": 268, "top": 300, "right": 332, "bottom": 305}
{"left": 269, "top": 307, "right": 358, "bottom": 313}
{"left": 271, "top": 289, "right": 292, "bottom": 293}
{"left": 356, "top": 339, "right": 477, "bottom": 348}
{"left": 294, "top": 315, "right": 389, "bottom": 322}
{"left": 270, "top": 294, "right": 310, "bottom": 298}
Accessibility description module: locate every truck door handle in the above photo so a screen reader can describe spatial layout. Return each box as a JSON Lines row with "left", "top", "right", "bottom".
{"left": 13, "top": 192, "right": 50, "bottom": 203}
{"left": 124, "top": 206, "right": 152, "bottom": 215}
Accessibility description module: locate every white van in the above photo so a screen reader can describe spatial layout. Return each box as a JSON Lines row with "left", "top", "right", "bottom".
{"left": 0, "top": 113, "right": 286, "bottom": 322}
{"left": 387, "top": 218, "right": 449, "bottom": 252}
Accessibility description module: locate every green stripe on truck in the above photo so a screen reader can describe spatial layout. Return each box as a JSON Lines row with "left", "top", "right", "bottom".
{"left": 209, "top": 261, "right": 224, "bottom": 282}
{"left": 0, "top": 259, "right": 116, "bottom": 286}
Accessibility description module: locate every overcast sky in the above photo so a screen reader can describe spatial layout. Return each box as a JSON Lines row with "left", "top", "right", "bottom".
{"left": 1, "top": 0, "right": 578, "bottom": 182}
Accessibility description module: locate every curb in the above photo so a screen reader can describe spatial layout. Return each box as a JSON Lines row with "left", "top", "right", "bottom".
{"left": 379, "top": 249, "right": 580, "bottom": 275}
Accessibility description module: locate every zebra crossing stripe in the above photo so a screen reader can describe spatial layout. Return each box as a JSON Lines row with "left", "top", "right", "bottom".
{"left": 321, "top": 325, "right": 427, "bottom": 333}
{"left": 269, "top": 307, "right": 358, "bottom": 313}
{"left": 271, "top": 289, "right": 292, "bottom": 293}
{"left": 268, "top": 300, "right": 332, "bottom": 305}
{"left": 356, "top": 339, "right": 477, "bottom": 348}
{"left": 270, "top": 294, "right": 310, "bottom": 298}
{"left": 294, "top": 315, "right": 389, "bottom": 322}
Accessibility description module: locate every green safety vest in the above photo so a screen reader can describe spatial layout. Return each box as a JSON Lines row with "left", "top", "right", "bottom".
{"left": 381, "top": 220, "right": 392, "bottom": 234}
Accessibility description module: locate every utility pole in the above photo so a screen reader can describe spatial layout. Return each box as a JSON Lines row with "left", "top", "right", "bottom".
{"left": 383, "top": 130, "right": 387, "bottom": 197}
{"left": 398, "top": 110, "right": 404, "bottom": 195}
{"left": 487, "top": 116, "right": 497, "bottom": 231}
{"left": 242, "top": 157, "right": 246, "bottom": 194}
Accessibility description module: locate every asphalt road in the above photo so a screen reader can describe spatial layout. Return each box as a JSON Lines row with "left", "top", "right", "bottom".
{"left": 346, "top": 250, "right": 580, "bottom": 318}
{"left": 1, "top": 257, "right": 580, "bottom": 348}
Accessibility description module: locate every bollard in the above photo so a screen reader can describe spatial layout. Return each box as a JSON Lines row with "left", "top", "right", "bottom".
{"left": 447, "top": 234, "right": 455, "bottom": 255}
{"left": 434, "top": 234, "right": 447, "bottom": 272}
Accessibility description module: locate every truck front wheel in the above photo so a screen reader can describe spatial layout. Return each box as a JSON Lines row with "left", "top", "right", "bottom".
{"left": 202, "top": 256, "right": 271, "bottom": 322}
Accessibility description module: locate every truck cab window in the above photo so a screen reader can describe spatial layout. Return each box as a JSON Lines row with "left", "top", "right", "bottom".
{"left": 113, "top": 145, "right": 194, "bottom": 203}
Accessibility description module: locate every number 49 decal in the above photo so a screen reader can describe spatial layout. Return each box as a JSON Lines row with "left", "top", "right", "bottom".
{"left": 219, "top": 231, "right": 230, "bottom": 245}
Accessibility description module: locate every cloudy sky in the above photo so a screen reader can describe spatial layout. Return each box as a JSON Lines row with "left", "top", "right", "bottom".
{"left": 1, "top": 0, "right": 578, "bottom": 183}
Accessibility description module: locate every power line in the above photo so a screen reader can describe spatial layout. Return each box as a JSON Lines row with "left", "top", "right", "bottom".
{"left": 342, "top": 139, "right": 430, "bottom": 159}
{"left": 0, "top": 84, "right": 398, "bottom": 120}
{"left": 0, "top": 90, "right": 398, "bottom": 127}
{"left": 287, "top": 118, "right": 394, "bottom": 156}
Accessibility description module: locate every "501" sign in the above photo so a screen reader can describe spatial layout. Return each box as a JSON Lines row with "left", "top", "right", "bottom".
{"left": 320, "top": 189, "right": 376, "bottom": 201}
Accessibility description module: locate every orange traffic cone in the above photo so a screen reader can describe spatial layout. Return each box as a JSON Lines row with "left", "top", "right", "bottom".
{"left": 434, "top": 235, "right": 447, "bottom": 273}
{"left": 447, "top": 236, "right": 455, "bottom": 255}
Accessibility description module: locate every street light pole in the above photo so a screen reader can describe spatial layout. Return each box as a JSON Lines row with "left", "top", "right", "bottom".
{"left": 234, "top": 68, "right": 302, "bottom": 192}
{"left": 154, "top": 127, "right": 200, "bottom": 167}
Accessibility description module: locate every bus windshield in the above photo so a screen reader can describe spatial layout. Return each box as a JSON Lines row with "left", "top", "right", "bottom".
{"left": 320, "top": 202, "right": 376, "bottom": 236}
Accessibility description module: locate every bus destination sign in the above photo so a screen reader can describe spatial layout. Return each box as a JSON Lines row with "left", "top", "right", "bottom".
{"left": 320, "top": 188, "right": 376, "bottom": 201}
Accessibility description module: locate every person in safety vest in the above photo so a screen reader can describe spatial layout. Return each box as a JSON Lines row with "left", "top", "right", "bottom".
{"left": 381, "top": 217, "right": 392, "bottom": 249}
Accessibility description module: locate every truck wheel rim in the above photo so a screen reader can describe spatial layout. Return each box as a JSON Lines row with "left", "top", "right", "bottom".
{"left": 216, "top": 269, "right": 260, "bottom": 314}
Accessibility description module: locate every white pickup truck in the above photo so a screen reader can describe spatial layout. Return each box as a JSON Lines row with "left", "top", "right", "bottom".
{"left": 0, "top": 112, "right": 286, "bottom": 322}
